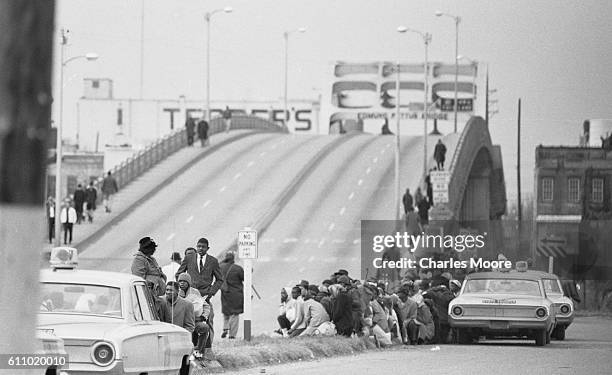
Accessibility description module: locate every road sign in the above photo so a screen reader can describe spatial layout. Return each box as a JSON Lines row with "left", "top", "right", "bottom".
{"left": 430, "top": 171, "right": 450, "bottom": 191}
{"left": 537, "top": 234, "right": 567, "bottom": 258}
{"left": 429, "top": 203, "right": 453, "bottom": 221}
{"left": 433, "top": 190, "right": 449, "bottom": 203}
{"left": 238, "top": 229, "right": 258, "bottom": 259}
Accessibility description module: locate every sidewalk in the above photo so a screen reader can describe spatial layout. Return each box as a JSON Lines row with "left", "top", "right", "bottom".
{"left": 43, "top": 130, "right": 257, "bottom": 255}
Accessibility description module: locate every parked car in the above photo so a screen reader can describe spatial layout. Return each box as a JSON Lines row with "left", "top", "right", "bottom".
{"left": 38, "top": 247, "right": 193, "bottom": 374}
{"left": 529, "top": 271, "right": 574, "bottom": 340}
{"left": 448, "top": 267, "right": 556, "bottom": 346}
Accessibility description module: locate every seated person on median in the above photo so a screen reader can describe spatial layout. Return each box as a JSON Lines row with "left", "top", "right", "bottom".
{"left": 178, "top": 273, "right": 213, "bottom": 361}
{"left": 160, "top": 281, "right": 195, "bottom": 334}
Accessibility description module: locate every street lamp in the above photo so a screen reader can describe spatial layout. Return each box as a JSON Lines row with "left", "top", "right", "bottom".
{"left": 398, "top": 26, "right": 432, "bottom": 189}
{"left": 435, "top": 11, "right": 461, "bottom": 133}
{"left": 204, "top": 6, "right": 232, "bottom": 123}
{"left": 283, "top": 27, "right": 306, "bottom": 131}
{"left": 457, "top": 55, "right": 478, "bottom": 112}
{"left": 54, "top": 28, "right": 98, "bottom": 246}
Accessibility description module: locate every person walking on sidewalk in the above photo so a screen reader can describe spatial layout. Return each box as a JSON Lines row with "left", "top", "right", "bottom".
{"left": 433, "top": 139, "right": 447, "bottom": 170}
{"left": 60, "top": 200, "right": 77, "bottom": 245}
{"left": 73, "top": 184, "right": 85, "bottom": 224}
{"left": 222, "top": 106, "right": 232, "bottom": 133}
{"left": 219, "top": 252, "right": 244, "bottom": 339}
{"left": 101, "top": 171, "right": 118, "bottom": 213}
{"left": 402, "top": 188, "right": 413, "bottom": 215}
{"left": 185, "top": 115, "right": 196, "bottom": 146}
{"left": 197, "top": 116, "right": 209, "bottom": 147}
{"left": 46, "top": 196, "right": 55, "bottom": 243}
{"left": 85, "top": 181, "right": 97, "bottom": 223}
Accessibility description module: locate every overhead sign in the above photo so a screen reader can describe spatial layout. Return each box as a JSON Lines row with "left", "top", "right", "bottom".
{"left": 238, "top": 229, "right": 258, "bottom": 259}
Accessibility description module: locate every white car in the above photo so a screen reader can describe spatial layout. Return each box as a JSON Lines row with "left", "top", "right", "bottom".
{"left": 531, "top": 271, "right": 574, "bottom": 340}
{"left": 38, "top": 247, "right": 193, "bottom": 374}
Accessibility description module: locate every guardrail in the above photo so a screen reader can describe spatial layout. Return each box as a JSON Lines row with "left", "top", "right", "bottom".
{"left": 93, "top": 115, "right": 285, "bottom": 193}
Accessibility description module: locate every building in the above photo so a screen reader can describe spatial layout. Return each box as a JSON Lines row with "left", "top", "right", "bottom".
{"left": 534, "top": 145, "right": 612, "bottom": 280}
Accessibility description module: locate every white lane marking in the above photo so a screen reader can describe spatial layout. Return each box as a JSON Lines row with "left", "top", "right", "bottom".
{"left": 260, "top": 151, "right": 267, "bottom": 157}
{"left": 247, "top": 161, "right": 255, "bottom": 167}
{"left": 323, "top": 257, "right": 338, "bottom": 263}
{"left": 261, "top": 238, "right": 275, "bottom": 243}
{"left": 304, "top": 239, "right": 311, "bottom": 244}
{"left": 185, "top": 215, "right": 194, "bottom": 223}
{"left": 308, "top": 256, "right": 315, "bottom": 263}
{"left": 373, "top": 157, "right": 378, "bottom": 163}
{"left": 366, "top": 167, "right": 371, "bottom": 175}
{"left": 380, "top": 149, "right": 386, "bottom": 154}
{"left": 353, "top": 239, "right": 361, "bottom": 244}
{"left": 203, "top": 200, "right": 211, "bottom": 208}
{"left": 219, "top": 186, "right": 226, "bottom": 192}
{"left": 328, "top": 223, "right": 335, "bottom": 232}
{"left": 166, "top": 233, "right": 176, "bottom": 241}
{"left": 233, "top": 173, "right": 242, "bottom": 180}
{"left": 258, "top": 256, "right": 271, "bottom": 262}
{"left": 318, "top": 239, "right": 326, "bottom": 248}
{"left": 298, "top": 267, "right": 306, "bottom": 273}
{"left": 348, "top": 192, "right": 355, "bottom": 200}
{"left": 283, "top": 238, "right": 299, "bottom": 243}
{"left": 332, "top": 239, "right": 346, "bottom": 244}
{"left": 357, "top": 179, "right": 363, "bottom": 186}
{"left": 339, "top": 207, "right": 346, "bottom": 216}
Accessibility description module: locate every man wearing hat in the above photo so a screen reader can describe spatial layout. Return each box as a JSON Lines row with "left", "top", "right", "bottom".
{"left": 178, "top": 273, "right": 212, "bottom": 362}
{"left": 131, "top": 237, "right": 167, "bottom": 296}
{"left": 176, "top": 238, "right": 223, "bottom": 327}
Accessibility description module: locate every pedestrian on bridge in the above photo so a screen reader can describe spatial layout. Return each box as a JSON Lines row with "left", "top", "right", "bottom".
{"left": 73, "top": 184, "right": 85, "bottom": 224}
{"left": 185, "top": 115, "right": 196, "bottom": 146}
{"left": 219, "top": 252, "right": 244, "bottom": 339}
{"left": 434, "top": 139, "right": 447, "bottom": 170}
{"left": 60, "top": 200, "right": 77, "bottom": 244}
{"left": 101, "top": 171, "right": 118, "bottom": 213}
{"left": 85, "top": 181, "right": 97, "bottom": 223}
{"left": 197, "top": 116, "right": 209, "bottom": 147}
{"left": 402, "top": 188, "right": 413, "bottom": 215}
{"left": 223, "top": 106, "right": 232, "bottom": 133}
{"left": 46, "top": 196, "right": 55, "bottom": 243}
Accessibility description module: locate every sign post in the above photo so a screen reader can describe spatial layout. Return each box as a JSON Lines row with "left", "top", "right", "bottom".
{"left": 238, "top": 227, "right": 257, "bottom": 341}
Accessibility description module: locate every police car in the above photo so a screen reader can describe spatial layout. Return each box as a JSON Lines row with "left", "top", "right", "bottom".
{"left": 448, "top": 262, "right": 556, "bottom": 346}
{"left": 38, "top": 247, "right": 193, "bottom": 374}
{"left": 528, "top": 271, "right": 574, "bottom": 340}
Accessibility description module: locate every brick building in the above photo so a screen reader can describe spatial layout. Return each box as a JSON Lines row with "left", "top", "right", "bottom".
{"left": 534, "top": 146, "right": 612, "bottom": 280}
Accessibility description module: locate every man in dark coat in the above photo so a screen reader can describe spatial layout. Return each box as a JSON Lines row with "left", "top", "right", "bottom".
{"left": 433, "top": 139, "right": 447, "bottom": 170}
{"left": 85, "top": 181, "right": 97, "bottom": 223}
{"left": 176, "top": 238, "right": 224, "bottom": 327}
{"left": 329, "top": 284, "right": 353, "bottom": 337}
{"left": 185, "top": 115, "right": 196, "bottom": 146}
{"left": 219, "top": 252, "right": 244, "bottom": 339}
{"left": 197, "top": 117, "right": 209, "bottom": 147}
{"left": 101, "top": 171, "right": 118, "bottom": 213}
{"left": 402, "top": 188, "right": 413, "bottom": 214}
{"left": 73, "top": 184, "right": 85, "bottom": 224}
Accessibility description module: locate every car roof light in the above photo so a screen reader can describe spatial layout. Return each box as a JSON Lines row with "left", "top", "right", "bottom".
{"left": 515, "top": 261, "right": 528, "bottom": 272}
{"left": 50, "top": 247, "right": 79, "bottom": 270}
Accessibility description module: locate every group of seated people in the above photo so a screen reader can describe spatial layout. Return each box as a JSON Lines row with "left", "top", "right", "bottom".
{"left": 275, "top": 268, "right": 461, "bottom": 347}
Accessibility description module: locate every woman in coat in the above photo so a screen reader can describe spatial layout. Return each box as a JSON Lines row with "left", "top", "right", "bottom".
{"left": 130, "top": 237, "right": 167, "bottom": 296}
{"left": 219, "top": 252, "right": 244, "bottom": 339}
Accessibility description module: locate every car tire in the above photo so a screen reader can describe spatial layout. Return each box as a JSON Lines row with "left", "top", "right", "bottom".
{"left": 535, "top": 329, "right": 547, "bottom": 346}
{"left": 456, "top": 328, "right": 472, "bottom": 344}
{"left": 179, "top": 355, "right": 190, "bottom": 375}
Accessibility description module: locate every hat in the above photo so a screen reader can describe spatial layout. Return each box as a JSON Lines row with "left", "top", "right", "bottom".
{"left": 308, "top": 285, "right": 319, "bottom": 294}
{"left": 178, "top": 273, "right": 192, "bottom": 285}
{"left": 322, "top": 279, "right": 333, "bottom": 286}
{"left": 450, "top": 279, "right": 462, "bottom": 289}
{"left": 299, "top": 280, "right": 310, "bottom": 288}
{"left": 337, "top": 275, "right": 351, "bottom": 286}
{"left": 139, "top": 237, "right": 157, "bottom": 251}
{"left": 335, "top": 269, "right": 349, "bottom": 276}
{"left": 441, "top": 272, "right": 453, "bottom": 281}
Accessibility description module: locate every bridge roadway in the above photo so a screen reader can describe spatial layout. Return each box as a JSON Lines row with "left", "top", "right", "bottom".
{"left": 78, "top": 131, "right": 456, "bottom": 335}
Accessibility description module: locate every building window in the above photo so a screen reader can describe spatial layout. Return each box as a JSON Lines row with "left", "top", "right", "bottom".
{"left": 542, "top": 178, "right": 554, "bottom": 202}
{"left": 568, "top": 178, "right": 580, "bottom": 203}
{"left": 592, "top": 178, "right": 604, "bottom": 203}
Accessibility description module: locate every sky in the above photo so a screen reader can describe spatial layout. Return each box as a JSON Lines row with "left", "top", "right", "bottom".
{"left": 54, "top": 0, "right": 612, "bottom": 199}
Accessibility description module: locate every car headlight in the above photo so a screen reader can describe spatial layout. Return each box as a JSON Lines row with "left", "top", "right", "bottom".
{"left": 535, "top": 307, "right": 548, "bottom": 318}
{"left": 559, "top": 304, "right": 571, "bottom": 314}
{"left": 91, "top": 342, "right": 115, "bottom": 366}
{"left": 452, "top": 306, "right": 463, "bottom": 316}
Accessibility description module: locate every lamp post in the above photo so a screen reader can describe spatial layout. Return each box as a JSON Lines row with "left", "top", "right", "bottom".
{"left": 398, "top": 26, "right": 431, "bottom": 188}
{"left": 204, "top": 6, "right": 232, "bottom": 123}
{"left": 54, "top": 28, "right": 98, "bottom": 246}
{"left": 435, "top": 11, "right": 461, "bottom": 133}
{"left": 283, "top": 27, "right": 306, "bottom": 131}
{"left": 394, "top": 61, "right": 401, "bottom": 220}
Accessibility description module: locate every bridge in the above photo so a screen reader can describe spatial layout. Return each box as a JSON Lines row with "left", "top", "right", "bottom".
{"left": 68, "top": 114, "right": 505, "bottom": 335}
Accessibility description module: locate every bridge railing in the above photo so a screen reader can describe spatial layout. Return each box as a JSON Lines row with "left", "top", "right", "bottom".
{"left": 93, "top": 115, "right": 285, "bottom": 194}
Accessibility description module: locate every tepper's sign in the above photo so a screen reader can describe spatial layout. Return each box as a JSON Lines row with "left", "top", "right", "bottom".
{"left": 238, "top": 230, "right": 258, "bottom": 259}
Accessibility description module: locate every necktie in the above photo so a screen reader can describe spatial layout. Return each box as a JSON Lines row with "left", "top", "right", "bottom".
{"left": 199, "top": 256, "right": 204, "bottom": 273}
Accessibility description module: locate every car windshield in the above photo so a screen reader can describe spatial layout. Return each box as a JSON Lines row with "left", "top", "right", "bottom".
{"left": 542, "top": 278, "right": 562, "bottom": 295}
{"left": 40, "top": 283, "right": 122, "bottom": 317}
{"left": 463, "top": 278, "right": 542, "bottom": 296}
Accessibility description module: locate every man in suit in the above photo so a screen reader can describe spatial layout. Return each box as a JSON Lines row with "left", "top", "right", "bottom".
{"left": 176, "top": 238, "right": 223, "bottom": 337}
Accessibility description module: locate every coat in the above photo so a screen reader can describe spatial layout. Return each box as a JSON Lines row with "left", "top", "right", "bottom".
{"left": 101, "top": 176, "right": 118, "bottom": 195}
{"left": 85, "top": 186, "right": 97, "bottom": 210}
{"left": 197, "top": 120, "right": 209, "bottom": 139}
{"left": 73, "top": 189, "right": 85, "bottom": 211}
{"left": 434, "top": 142, "right": 447, "bottom": 162}
{"left": 331, "top": 290, "right": 353, "bottom": 335}
{"left": 131, "top": 252, "right": 167, "bottom": 296}
{"left": 175, "top": 253, "right": 224, "bottom": 298}
{"left": 219, "top": 260, "right": 244, "bottom": 315}
{"left": 159, "top": 295, "right": 195, "bottom": 333}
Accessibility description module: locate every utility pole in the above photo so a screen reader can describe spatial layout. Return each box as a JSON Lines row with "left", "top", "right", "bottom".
{"left": 517, "top": 98, "right": 523, "bottom": 257}
{"left": 0, "top": 0, "right": 54, "bottom": 363}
